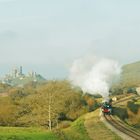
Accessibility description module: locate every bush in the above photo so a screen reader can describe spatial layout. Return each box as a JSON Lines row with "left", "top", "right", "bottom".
{"left": 58, "top": 112, "right": 67, "bottom": 121}
{"left": 127, "top": 87, "right": 137, "bottom": 94}
{"left": 92, "top": 94, "right": 102, "bottom": 98}
{"left": 88, "top": 101, "right": 99, "bottom": 112}
{"left": 113, "top": 107, "right": 128, "bottom": 120}
{"left": 127, "top": 101, "right": 140, "bottom": 114}
{"left": 58, "top": 121, "right": 71, "bottom": 129}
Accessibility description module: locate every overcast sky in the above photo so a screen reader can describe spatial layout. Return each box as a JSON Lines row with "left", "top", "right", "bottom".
{"left": 0, "top": 0, "right": 140, "bottom": 79}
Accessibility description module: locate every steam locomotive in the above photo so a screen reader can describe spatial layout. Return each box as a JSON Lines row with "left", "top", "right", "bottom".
{"left": 101, "top": 98, "right": 112, "bottom": 115}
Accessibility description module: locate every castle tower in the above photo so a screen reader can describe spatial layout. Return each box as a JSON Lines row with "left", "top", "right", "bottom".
{"left": 19, "top": 66, "right": 22, "bottom": 75}
{"left": 12, "top": 68, "right": 18, "bottom": 78}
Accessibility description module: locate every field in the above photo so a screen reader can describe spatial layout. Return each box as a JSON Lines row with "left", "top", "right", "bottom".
{"left": 0, "top": 110, "right": 123, "bottom": 140}
{"left": 0, "top": 127, "right": 58, "bottom": 140}
{"left": 0, "top": 117, "right": 91, "bottom": 140}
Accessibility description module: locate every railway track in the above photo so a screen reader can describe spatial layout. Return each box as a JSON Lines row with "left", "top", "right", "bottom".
{"left": 103, "top": 95, "right": 140, "bottom": 140}
{"left": 113, "top": 95, "right": 140, "bottom": 105}
{"left": 104, "top": 115, "right": 140, "bottom": 140}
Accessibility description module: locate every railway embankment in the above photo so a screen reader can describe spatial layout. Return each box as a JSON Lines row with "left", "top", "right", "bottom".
{"left": 84, "top": 109, "right": 122, "bottom": 140}
{"left": 84, "top": 95, "right": 140, "bottom": 140}
{"left": 102, "top": 114, "right": 136, "bottom": 140}
{"left": 102, "top": 95, "right": 140, "bottom": 140}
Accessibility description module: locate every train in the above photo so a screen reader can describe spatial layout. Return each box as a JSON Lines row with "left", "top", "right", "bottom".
{"left": 101, "top": 98, "right": 112, "bottom": 115}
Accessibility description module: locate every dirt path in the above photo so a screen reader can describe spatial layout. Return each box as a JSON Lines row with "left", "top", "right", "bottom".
{"left": 84, "top": 109, "right": 122, "bottom": 140}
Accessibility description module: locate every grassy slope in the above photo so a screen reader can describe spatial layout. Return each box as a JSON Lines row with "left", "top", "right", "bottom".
{"left": 121, "top": 61, "right": 140, "bottom": 86}
{"left": 112, "top": 95, "right": 140, "bottom": 131}
{"left": 135, "top": 99, "right": 140, "bottom": 104}
{"left": 0, "top": 127, "right": 58, "bottom": 140}
{"left": 0, "top": 117, "right": 90, "bottom": 140}
{"left": 84, "top": 109, "right": 122, "bottom": 140}
{"left": 0, "top": 109, "right": 123, "bottom": 140}
{"left": 0, "top": 105, "right": 126, "bottom": 140}
{"left": 62, "top": 117, "right": 91, "bottom": 140}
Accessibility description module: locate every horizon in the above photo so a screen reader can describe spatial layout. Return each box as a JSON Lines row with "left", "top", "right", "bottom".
{"left": 0, "top": 59, "right": 139, "bottom": 80}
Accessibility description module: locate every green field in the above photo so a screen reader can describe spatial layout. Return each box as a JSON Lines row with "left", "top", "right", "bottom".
{"left": 0, "top": 117, "right": 90, "bottom": 140}
{"left": 62, "top": 117, "right": 91, "bottom": 140}
{"left": 0, "top": 127, "right": 58, "bottom": 140}
{"left": 121, "top": 61, "right": 140, "bottom": 87}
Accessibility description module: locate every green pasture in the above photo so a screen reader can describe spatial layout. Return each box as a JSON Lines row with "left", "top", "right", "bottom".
{"left": 0, "top": 127, "right": 58, "bottom": 140}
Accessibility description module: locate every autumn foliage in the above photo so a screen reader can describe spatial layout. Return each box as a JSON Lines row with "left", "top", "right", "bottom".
{"left": 0, "top": 81, "right": 99, "bottom": 129}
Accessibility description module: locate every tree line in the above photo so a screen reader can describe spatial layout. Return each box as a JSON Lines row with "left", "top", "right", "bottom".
{"left": 0, "top": 80, "right": 100, "bottom": 129}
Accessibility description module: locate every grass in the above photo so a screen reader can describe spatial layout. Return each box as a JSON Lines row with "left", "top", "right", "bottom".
{"left": 54, "top": 117, "right": 91, "bottom": 140}
{"left": 84, "top": 109, "right": 122, "bottom": 140}
{"left": 0, "top": 127, "right": 58, "bottom": 140}
{"left": 135, "top": 99, "right": 140, "bottom": 105}
{"left": 0, "top": 117, "right": 91, "bottom": 140}
{"left": 63, "top": 117, "right": 91, "bottom": 140}
{"left": 0, "top": 107, "right": 125, "bottom": 140}
{"left": 113, "top": 96, "right": 140, "bottom": 132}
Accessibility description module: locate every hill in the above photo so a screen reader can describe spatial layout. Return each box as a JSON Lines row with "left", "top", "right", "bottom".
{"left": 120, "top": 61, "right": 140, "bottom": 87}
{"left": 8, "top": 74, "right": 46, "bottom": 87}
{"left": 110, "top": 61, "right": 140, "bottom": 95}
{"left": 0, "top": 66, "right": 46, "bottom": 87}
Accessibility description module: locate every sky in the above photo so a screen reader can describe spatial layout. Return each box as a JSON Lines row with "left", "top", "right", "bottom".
{"left": 0, "top": 0, "right": 140, "bottom": 79}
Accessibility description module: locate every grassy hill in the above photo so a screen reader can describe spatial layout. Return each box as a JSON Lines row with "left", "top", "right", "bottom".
{"left": 121, "top": 61, "right": 140, "bottom": 87}
{"left": 0, "top": 108, "right": 122, "bottom": 140}
{"left": 10, "top": 74, "right": 46, "bottom": 87}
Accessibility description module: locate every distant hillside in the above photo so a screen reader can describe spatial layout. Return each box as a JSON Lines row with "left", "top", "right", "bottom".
{"left": 8, "top": 74, "right": 46, "bottom": 87}
{"left": 0, "top": 83, "right": 11, "bottom": 93}
{"left": 121, "top": 61, "right": 140, "bottom": 87}
{"left": 0, "top": 66, "right": 46, "bottom": 87}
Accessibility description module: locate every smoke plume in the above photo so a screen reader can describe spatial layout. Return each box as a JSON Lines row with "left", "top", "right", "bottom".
{"left": 69, "top": 55, "right": 121, "bottom": 97}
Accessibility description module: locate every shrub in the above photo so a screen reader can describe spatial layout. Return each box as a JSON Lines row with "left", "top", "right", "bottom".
{"left": 127, "top": 87, "right": 137, "bottom": 94}
{"left": 113, "top": 107, "right": 128, "bottom": 120}
{"left": 127, "top": 101, "right": 140, "bottom": 114}
{"left": 58, "top": 121, "right": 71, "bottom": 129}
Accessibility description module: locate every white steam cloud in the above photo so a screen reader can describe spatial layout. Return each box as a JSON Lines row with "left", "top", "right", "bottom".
{"left": 69, "top": 55, "right": 121, "bottom": 97}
